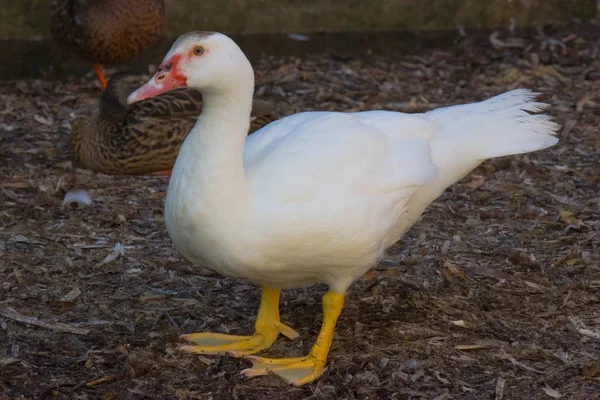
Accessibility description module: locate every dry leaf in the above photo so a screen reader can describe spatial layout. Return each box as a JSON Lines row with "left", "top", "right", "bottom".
{"left": 559, "top": 209, "right": 581, "bottom": 225}
{"left": 197, "top": 356, "right": 213, "bottom": 365}
{"left": 576, "top": 93, "right": 591, "bottom": 112}
{"left": 99, "top": 243, "right": 124, "bottom": 266}
{"left": 361, "top": 271, "right": 379, "bottom": 281}
{"left": 59, "top": 287, "right": 82, "bottom": 303}
{"left": 33, "top": 114, "right": 53, "bottom": 126}
{"left": 533, "top": 65, "right": 569, "bottom": 84}
{"left": 581, "top": 360, "right": 600, "bottom": 378}
{"left": 13, "top": 268, "right": 25, "bottom": 284}
{"left": 139, "top": 295, "right": 166, "bottom": 303}
{"left": 542, "top": 386, "right": 562, "bottom": 399}
{"left": 442, "top": 268, "right": 454, "bottom": 282}
{"left": 465, "top": 176, "right": 485, "bottom": 189}
{"left": 151, "top": 191, "right": 167, "bottom": 199}
{"left": 102, "top": 392, "right": 120, "bottom": 400}
{"left": 450, "top": 320, "right": 473, "bottom": 329}
{"left": 443, "top": 261, "right": 467, "bottom": 279}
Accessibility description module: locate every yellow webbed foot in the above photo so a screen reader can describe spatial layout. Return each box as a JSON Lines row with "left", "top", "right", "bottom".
{"left": 180, "top": 320, "right": 298, "bottom": 357}
{"left": 180, "top": 287, "right": 298, "bottom": 357}
{"left": 242, "top": 355, "right": 325, "bottom": 386}
{"left": 241, "top": 291, "right": 345, "bottom": 386}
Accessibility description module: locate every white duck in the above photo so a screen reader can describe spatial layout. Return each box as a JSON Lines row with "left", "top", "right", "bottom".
{"left": 128, "top": 31, "right": 560, "bottom": 386}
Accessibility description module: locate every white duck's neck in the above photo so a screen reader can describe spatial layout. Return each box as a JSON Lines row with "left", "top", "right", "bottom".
{"left": 174, "top": 81, "right": 254, "bottom": 208}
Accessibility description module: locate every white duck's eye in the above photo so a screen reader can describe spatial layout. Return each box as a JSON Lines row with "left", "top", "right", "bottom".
{"left": 193, "top": 46, "right": 204, "bottom": 56}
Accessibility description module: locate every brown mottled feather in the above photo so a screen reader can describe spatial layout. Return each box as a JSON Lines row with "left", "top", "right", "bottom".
{"left": 70, "top": 72, "right": 280, "bottom": 175}
{"left": 50, "top": 0, "right": 165, "bottom": 65}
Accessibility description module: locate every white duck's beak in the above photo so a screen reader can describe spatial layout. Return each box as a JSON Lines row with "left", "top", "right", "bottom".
{"left": 128, "top": 54, "right": 187, "bottom": 104}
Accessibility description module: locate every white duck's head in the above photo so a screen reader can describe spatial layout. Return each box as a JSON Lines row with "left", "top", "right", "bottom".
{"left": 128, "top": 31, "right": 253, "bottom": 104}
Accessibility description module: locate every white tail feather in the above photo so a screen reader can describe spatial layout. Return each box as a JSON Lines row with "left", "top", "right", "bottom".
{"left": 425, "top": 89, "right": 560, "bottom": 160}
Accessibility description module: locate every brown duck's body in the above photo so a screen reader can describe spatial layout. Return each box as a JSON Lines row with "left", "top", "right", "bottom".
{"left": 70, "top": 72, "right": 279, "bottom": 175}
{"left": 50, "top": 0, "right": 165, "bottom": 88}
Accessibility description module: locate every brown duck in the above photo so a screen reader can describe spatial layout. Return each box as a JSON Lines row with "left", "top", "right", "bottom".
{"left": 70, "top": 72, "right": 279, "bottom": 175}
{"left": 50, "top": 0, "right": 165, "bottom": 90}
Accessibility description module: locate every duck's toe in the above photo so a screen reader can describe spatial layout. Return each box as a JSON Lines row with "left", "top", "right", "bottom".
{"left": 180, "top": 332, "right": 267, "bottom": 357}
{"left": 242, "top": 355, "right": 325, "bottom": 386}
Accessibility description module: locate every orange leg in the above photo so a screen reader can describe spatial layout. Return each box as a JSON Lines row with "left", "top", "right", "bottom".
{"left": 150, "top": 169, "right": 173, "bottom": 176}
{"left": 93, "top": 64, "right": 107, "bottom": 90}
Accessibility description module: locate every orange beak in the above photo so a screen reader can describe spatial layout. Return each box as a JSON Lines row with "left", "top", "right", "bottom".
{"left": 127, "top": 55, "right": 187, "bottom": 104}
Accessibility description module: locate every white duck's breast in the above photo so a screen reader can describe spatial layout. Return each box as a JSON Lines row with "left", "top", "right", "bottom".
{"left": 164, "top": 173, "right": 251, "bottom": 278}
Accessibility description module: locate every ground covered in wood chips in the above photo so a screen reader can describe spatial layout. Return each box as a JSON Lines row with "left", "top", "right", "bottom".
{"left": 1, "top": 25, "right": 600, "bottom": 400}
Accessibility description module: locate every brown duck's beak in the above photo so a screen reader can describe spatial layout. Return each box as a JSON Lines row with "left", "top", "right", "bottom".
{"left": 127, "top": 55, "right": 187, "bottom": 104}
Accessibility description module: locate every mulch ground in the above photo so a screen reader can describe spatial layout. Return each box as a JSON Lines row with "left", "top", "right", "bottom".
{"left": 1, "top": 24, "right": 599, "bottom": 399}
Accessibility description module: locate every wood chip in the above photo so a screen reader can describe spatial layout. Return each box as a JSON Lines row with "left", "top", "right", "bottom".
{"left": 85, "top": 375, "right": 117, "bottom": 387}
{"left": 569, "top": 316, "right": 600, "bottom": 340}
{"left": 0, "top": 358, "right": 19, "bottom": 366}
{"left": 1, "top": 181, "right": 30, "bottom": 189}
{"left": 354, "top": 321, "right": 364, "bottom": 337}
{"left": 524, "top": 281, "right": 546, "bottom": 291}
{"left": 197, "top": 356, "right": 213, "bottom": 365}
{"left": 560, "top": 119, "right": 576, "bottom": 137}
{"left": 441, "top": 240, "right": 450, "bottom": 255}
{"left": 495, "top": 377, "right": 506, "bottom": 400}
{"left": 432, "top": 390, "right": 451, "bottom": 400}
{"left": 455, "top": 344, "right": 490, "bottom": 350}
{"left": 0, "top": 307, "right": 90, "bottom": 335}
{"left": 506, "top": 355, "right": 544, "bottom": 374}
{"left": 138, "top": 295, "right": 167, "bottom": 303}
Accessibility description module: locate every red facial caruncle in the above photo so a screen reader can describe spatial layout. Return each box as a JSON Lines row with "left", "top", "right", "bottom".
{"left": 127, "top": 54, "right": 188, "bottom": 104}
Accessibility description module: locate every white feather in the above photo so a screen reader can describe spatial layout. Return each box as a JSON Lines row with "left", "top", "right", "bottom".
{"left": 62, "top": 189, "right": 92, "bottom": 207}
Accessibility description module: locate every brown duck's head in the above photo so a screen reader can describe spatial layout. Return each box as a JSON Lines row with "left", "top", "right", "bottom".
{"left": 99, "top": 71, "right": 147, "bottom": 119}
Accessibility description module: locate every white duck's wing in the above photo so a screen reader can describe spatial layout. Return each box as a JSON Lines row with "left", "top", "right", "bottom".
{"left": 245, "top": 111, "right": 439, "bottom": 200}
{"left": 243, "top": 111, "right": 330, "bottom": 167}
{"left": 242, "top": 111, "right": 439, "bottom": 278}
